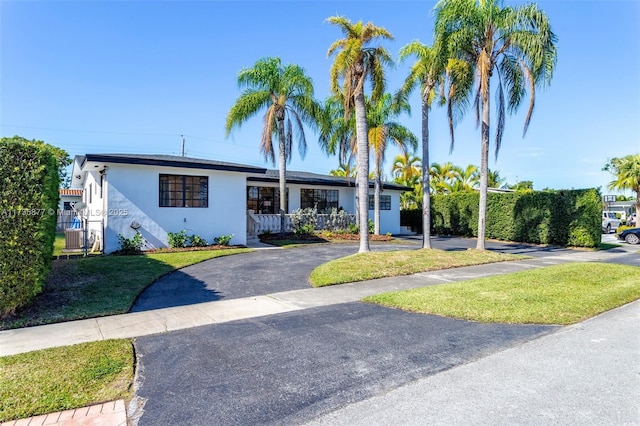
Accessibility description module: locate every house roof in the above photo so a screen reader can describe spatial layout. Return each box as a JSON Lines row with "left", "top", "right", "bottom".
{"left": 59, "top": 189, "right": 82, "bottom": 196}
{"left": 81, "top": 154, "right": 267, "bottom": 174}
{"left": 248, "top": 169, "right": 411, "bottom": 191}
{"left": 75, "top": 153, "right": 411, "bottom": 191}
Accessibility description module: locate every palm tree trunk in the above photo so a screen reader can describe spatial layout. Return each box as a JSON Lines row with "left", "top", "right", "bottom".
{"left": 476, "top": 80, "right": 490, "bottom": 250}
{"left": 374, "top": 169, "right": 380, "bottom": 235}
{"left": 421, "top": 96, "right": 432, "bottom": 249}
{"left": 277, "top": 118, "right": 287, "bottom": 234}
{"left": 354, "top": 89, "right": 371, "bottom": 253}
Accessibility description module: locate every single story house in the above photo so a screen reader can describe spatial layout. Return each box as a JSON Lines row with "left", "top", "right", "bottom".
{"left": 70, "top": 153, "right": 409, "bottom": 253}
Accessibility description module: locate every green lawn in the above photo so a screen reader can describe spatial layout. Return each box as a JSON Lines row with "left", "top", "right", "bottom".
{"left": 0, "top": 339, "right": 134, "bottom": 422}
{"left": 1, "top": 248, "right": 253, "bottom": 329}
{"left": 365, "top": 262, "right": 640, "bottom": 325}
{"left": 309, "top": 249, "right": 528, "bottom": 287}
{"left": 53, "top": 232, "right": 65, "bottom": 256}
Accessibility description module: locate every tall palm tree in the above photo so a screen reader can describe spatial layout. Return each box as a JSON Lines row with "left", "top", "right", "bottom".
{"left": 604, "top": 154, "right": 640, "bottom": 219}
{"left": 225, "top": 57, "right": 321, "bottom": 232}
{"left": 397, "top": 40, "right": 472, "bottom": 248}
{"left": 435, "top": 0, "right": 558, "bottom": 250}
{"left": 367, "top": 93, "right": 418, "bottom": 234}
{"left": 327, "top": 15, "right": 393, "bottom": 252}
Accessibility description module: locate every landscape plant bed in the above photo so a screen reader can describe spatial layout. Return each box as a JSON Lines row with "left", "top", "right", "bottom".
{"left": 144, "top": 244, "right": 247, "bottom": 253}
{"left": 260, "top": 231, "right": 394, "bottom": 243}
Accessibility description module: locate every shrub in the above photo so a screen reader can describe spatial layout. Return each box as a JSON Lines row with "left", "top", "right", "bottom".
{"left": 188, "top": 234, "right": 209, "bottom": 247}
{"left": 117, "top": 232, "right": 143, "bottom": 254}
{"left": 368, "top": 219, "right": 375, "bottom": 234}
{"left": 426, "top": 188, "right": 601, "bottom": 248}
{"left": 167, "top": 230, "right": 188, "bottom": 248}
{"left": 325, "top": 208, "right": 354, "bottom": 231}
{"left": 290, "top": 208, "right": 317, "bottom": 234}
{"left": 347, "top": 222, "right": 359, "bottom": 234}
{"left": 0, "top": 137, "right": 60, "bottom": 316}
{"left": 214, "top": 234, "right": 234, "bottom": 246}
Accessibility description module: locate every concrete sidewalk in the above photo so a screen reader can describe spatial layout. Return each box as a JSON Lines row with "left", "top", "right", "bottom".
{"left": 0, "top": 246, "right": 636, "bottom": 357}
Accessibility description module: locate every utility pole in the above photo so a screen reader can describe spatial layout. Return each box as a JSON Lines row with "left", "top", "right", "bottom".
{"left": 181, "top": 135, "right": 185, "bottom": 157}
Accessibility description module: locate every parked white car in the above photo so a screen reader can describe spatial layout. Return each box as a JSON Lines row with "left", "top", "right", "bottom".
{"left": 602, "top": 211, "right": 621, "bottom": 233}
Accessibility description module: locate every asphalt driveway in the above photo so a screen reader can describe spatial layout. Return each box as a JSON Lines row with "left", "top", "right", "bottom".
{"left": 131, "top": 236, "right": 575, "bottom": 312}
{"left": 133, "top": 302, "right": 556, "bottom": 426}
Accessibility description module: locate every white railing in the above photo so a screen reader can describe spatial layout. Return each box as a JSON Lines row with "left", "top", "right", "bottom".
{"left": 246, "top": 210, "right": 260, "bottom": 238}
{"left": 248, "top": 212, "right": 357, "bottom": 234}
{"left": 253, "top": 214, "right": 293, "bottom": 233}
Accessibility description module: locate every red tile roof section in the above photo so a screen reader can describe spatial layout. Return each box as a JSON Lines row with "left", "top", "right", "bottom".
{"left": 59, "top": 189, "right": 82, "bottom": 196}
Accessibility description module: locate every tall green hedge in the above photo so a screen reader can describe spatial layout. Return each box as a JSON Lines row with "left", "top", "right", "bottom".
{"left": 403, "top": 189, "right": 601, "bottom": 248}
{"left": 0, "top": 137, "right": 60, "bottom": 316}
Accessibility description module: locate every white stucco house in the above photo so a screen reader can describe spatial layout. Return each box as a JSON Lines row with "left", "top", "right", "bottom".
{"left": 70, "top": 153, "right": 409, "bottom": 253}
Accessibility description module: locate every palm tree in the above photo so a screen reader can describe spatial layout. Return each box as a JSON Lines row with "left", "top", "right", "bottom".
{"left": 397, "top": 40, "right": 472, "bottom": 248}
{"left": 391, "top": 152, "right": 422, "bottom": 187}
{"left": 330, "top": 163, "right": 356, "bottom": 178}
{"left": 225, "top": 57, "right": 321, "bottom": 232}
{"left": 604, "top": 154, "right": 640, "bottom": 219}
{"left": 435, "top": 0, "right": 558, "bottom": 250}
{"left": 327, "top": 15, "right": 393, "bottom": 252}
{"left": 487, "top": 168, "right": 506, "bottom": 189}
{"left": 451, "top": 164, "right": 480, "bottom": 192}
{"left": 367, "top": 94, "right": 418, "bottom": 234}
{"left": 429, "top": 162, "right": 458, "bottom": 194}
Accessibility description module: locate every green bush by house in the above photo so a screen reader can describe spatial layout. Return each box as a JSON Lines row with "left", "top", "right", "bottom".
{"left": 402, "top": 189, "right": 601, "bottom": 248}
{"left": 0, "top": 136, "right": 62, "bottom": 316}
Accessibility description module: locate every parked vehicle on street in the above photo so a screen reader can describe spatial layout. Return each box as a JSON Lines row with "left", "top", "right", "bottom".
{"left": 602, "top": 211, "right": 622, "bottom": 234}
{"left": 617, "top": 227, "right": 640, "bottom": 244}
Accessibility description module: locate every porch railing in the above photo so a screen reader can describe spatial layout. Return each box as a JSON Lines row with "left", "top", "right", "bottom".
{"left": 247, "top": 211, "right": 356, "bottom": 234}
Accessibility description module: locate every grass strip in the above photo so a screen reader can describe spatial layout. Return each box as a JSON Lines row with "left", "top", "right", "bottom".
{"left": 365, "top": 262, "right": 640, "bottom": 325}
{"left": 1, "top": 248, "right": 253, "bottom": 329}
{"left": 309, "top": 249, "right": 527, "bottom": 287}
{"left": 0, "top": 339, "right": 134, "bottom": 422}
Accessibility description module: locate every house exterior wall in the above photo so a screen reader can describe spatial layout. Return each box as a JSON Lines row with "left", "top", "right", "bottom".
{"left": 82, "top": 170, "right": 105, "bottom": 250}
{"left": 367, "top": 191, "right": 402, "bottom": 235}
{"left": 101, "top": 164, "right": 247, "bottom": 253}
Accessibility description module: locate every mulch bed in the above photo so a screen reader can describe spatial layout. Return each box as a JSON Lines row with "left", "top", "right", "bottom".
{"left": 259, "top": 232, "right": 394, "bottom": 242}
{"left": 143, "top": 244, "right": 247, "bottom": 254}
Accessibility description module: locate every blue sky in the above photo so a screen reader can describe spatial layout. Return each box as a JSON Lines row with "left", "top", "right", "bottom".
{"left": 1, "top": 0, "right": 639, "bottom": 195}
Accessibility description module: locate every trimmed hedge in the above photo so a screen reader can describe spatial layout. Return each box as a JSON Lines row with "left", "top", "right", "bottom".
{"left": 0, "top": 137, "right": 60, "bottom": 316}
{"left": 402, "top": 189, "right": 601, "bottom": 248}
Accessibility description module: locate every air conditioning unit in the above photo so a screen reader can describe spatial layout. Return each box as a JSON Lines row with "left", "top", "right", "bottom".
{"left": 65, "top": 229, "right": 84, "bottom": 250}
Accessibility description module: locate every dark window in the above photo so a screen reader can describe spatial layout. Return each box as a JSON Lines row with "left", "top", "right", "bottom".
{"left": 89, "top": 184, "right": 92, "bottom": 204}
{"left": 246, "top": 186, "right": 287, "bottom": 214}
{"left": 63, "top": 201, "right": 73, "bottom": 210}
{"left": 301, "top": 189, "right": 339, "bottom": 213}
{"left": 369, "top": 195, "right": 391, "bottom": 210}
{"left": 159, "top": 174, "right": 208, "bottom": 207}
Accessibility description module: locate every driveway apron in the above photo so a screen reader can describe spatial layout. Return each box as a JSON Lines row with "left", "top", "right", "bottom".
{"left": 133, "top": 302, "right": 556, "bottom": 426}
